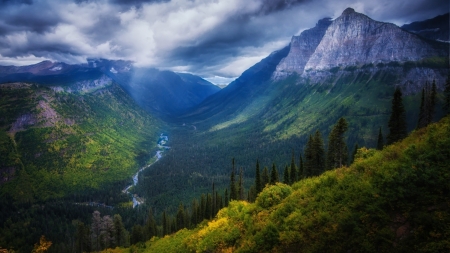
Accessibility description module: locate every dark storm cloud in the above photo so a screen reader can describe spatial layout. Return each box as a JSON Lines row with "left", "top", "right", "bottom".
{"left": 0, "top": 0, "right": 448, "bottom": 80}
{"left": 1, "top": 5, "right": 61, "bottom": 34}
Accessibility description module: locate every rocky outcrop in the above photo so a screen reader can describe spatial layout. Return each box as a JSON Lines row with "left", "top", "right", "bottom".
{"left": 272, "top": 8, "right": 449, "bottom": 94}
{"left": 272, "top": 18, "right": 332, "bottom": 79}
{"left": 304, "top": 8, "right": 445, "bottom": 71}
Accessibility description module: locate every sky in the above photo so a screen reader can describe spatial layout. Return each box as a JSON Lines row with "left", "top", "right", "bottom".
{"left": 0, "top": 0, "right": 448, "bottom": 85}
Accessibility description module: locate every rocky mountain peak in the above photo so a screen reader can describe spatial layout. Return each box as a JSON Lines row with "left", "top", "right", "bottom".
{"left": 272, "top": 17, "right": 331, "bottom": 79}
{"left": 342, "top": 7, "right": 355, "bottom": 15}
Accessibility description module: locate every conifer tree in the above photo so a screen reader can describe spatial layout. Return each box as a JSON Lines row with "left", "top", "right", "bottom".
{"left": 176, "top": 203, "right": 185, "bottom": 230}
{"left": 230, "top": 158, "right": 238, "bottom": 200}
{"left": 428, "top": 80, "right": 437, "bottom": 124}
{"left": 444, "top": 75, "right": 450, "bottom": 115}
{"left": 270, "top": 163, "right": 279, "bottom": 184}
{"left": 290, "top": 151, "right": 297, "bottom": 184}
{"left": 283, "top": 165, "right": 290, "bottom": 184}
{"left": 114, "top": 214, "right": 127, "bottom": 247}
{"left": 206, "top": 194, "right": 212, "bottom": 219}
{"left": 255, "top": 160, "right": 262, "bottom": 194}
{"left": 224, "top": 189, "right": 229, "bottom": 207}
{"left": 191, "top": 199, "right": 199, "bottom": 226}
{"left": 387, "top": 87, "right": 407, "bottom": 144}
{"left": 327, "top": 118, "right": 348, "bottom": 170}
{"left": 262, "top": 167, "right": 270, "bottom": 187}
{"left": 162, "top": 211, "right": 168, "bottom": 236}
{"left": 304, "top": 134, "right": 314, "bottom": 177}
{"left": 200, "top": 194, "right": 206, "bottom": 220}
{"left": 238, "top": 167, "right": 244, "bottom": 200}
{"left": 212, "top": 182, "right": 216, "bottom": 215}
{"left": 418, "top": 81, "right": 438, "bottom": 129}
{"left": 313, "top": 130, "right": 326, "bottom": 175}
{"left": 298, "top": 154, "right": 304, "bottom": 180}
{"left": 417, "top": 87, "right": 427, "bottom": 129}
{"left": 377, "top": 127, "right": 384, "bottom": 150}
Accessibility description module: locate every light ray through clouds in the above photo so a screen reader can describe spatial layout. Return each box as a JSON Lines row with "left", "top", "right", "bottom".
{"left": 0, "top": 0, "right": 447, "bottom": 84}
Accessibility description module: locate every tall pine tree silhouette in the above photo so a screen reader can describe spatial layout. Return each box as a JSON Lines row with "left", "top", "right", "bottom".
{"left": 444, "top": 75, "right": 450, "bottom": 115}
{"left": 326, "top": 118, "right": 348, "bottom": 170}
{"left": 376, "top": 127, "right": 384, "bottom": 150}
{"left": 387, "top": 88, "right": 407, "bottom": 145}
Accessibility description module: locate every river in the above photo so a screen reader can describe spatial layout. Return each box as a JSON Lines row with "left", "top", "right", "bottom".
{"left": 122, "top": 133, "right": 169, "bottom": 208}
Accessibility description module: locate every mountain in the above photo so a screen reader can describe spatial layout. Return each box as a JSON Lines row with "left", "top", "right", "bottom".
{"left": 402, "top": 12, "right": 449, "bottom": 42}
{"left": 118, "top": 115, "right": 450, "bottom": 253}
{"left": 0, "top": 59, "right": 220, "bottom": 117}
{"left": 132, "top": 8, "right": 449, "bottom": 212}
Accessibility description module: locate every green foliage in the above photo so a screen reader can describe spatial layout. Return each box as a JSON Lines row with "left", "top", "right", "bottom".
{"left": 123, "top": 116, "right": 450, "bottom": 253}
{"left": 255, "top": 183, "right": 292, "bottom": 209}
{"left": 0, "top": 84, "right": 162, "bottom": 203}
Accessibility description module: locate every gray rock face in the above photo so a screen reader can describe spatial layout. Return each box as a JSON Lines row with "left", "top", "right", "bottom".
{"left": 304, "top": 8, "right": 444, "bottom": 71}
{"left": 272, "top": 8, "right": 448, "bottom": 94}
{"left": 272, "top": 18, "right": 332, "bottom": 79}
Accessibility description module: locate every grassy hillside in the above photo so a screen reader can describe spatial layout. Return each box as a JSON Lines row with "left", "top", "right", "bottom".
{"left": 112, "top": 115, "right": 450, "bottom": 253}
{"left": 0, "top": 82, "right": 162, "bottom": 203}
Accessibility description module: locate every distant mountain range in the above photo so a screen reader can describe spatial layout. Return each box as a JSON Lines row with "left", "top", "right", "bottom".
{"left": 0, "top": 59, "right": 220, "bottom": 117}
{"left": 401, "top": 12, "right": 449, "bottom": 42}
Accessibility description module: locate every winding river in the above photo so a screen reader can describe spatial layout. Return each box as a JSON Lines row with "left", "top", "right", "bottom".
{"left": 122, "top": 134, "right": 169, "bottom": 208}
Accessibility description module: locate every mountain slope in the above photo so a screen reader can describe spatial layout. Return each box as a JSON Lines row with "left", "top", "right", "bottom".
{"left": 0, "top": 81, "right": 162, "bottom": 202}
{"left": 402, "top": 12, "right": 450, "bottom": 42}
{"left": 112, "top": 115, "right": 450, "bottom": 253}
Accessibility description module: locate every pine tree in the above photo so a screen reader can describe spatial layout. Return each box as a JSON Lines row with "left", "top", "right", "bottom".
{"left": 114, "top": 214, "right": 127, "bottom": 247}
{"left": 298, "top": 154, "right": 304, "bottom": 180}
{"left": 444, "top": 75, "right": 450, "bottom": 115}
{"left": 304, "top": 134, "right": 314, "bottom": 177}
{"left": 224, "top": 189, "right": 229, "bottom": 207}
{"left": 212, "top": 182, "right": 216, "bottom": 216}
{"left": 230, "top": 158, "right": 238, "bottom": 201}
{"left": 191, "top": 199, "right": 199, "bottom": 226}
{"left": 283, "top": 165, "right": 290, "bottom": 184}
{"left": 262, "top": 166, "right": 270, "bottom": 187}
{"left": 417, "top": 87, "right": 427, "bottom": 129}
{"left": 270, "top": 163, "right": 279, "bottom": 184}
{"left": 428, "top": 80, "right": 437, "bottom": 124}
{"left": 238, "top": 167, "right": 244, "bottom": 200}
{"left": 162, "top": 211, "right": 168, "bottom": 236}
{"left": 313, "top": 130, "right": 326, "bottom": 175}
{"left": 376, "top": 127, "right": 384, "bottom": 150}
{"left": 418, "top": 81, "right": 438, "bottom": 129}
{"left": 200, "top": 194, "right": 206, "bottom": 220}
{"left": 255, "top": 160, "right": 262, "bottom": 194}
{"left": 205, "top": 194, "right": 212, "bottom": 219}
{"left": 387, "top": 87, "right": 407, "bottom": 144}
{"left": 327, "top": 118, "right": 348, "bottom": 170}
{"left": 176, "top": 203, "right": 185, "bottom": 230}
{"left": 290, "top": 151, "right": 297, "bottom": 184}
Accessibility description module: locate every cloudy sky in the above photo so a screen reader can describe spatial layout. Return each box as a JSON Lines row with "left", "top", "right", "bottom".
{"left": 0, "top": 0, "right": 447, "bottom": 85}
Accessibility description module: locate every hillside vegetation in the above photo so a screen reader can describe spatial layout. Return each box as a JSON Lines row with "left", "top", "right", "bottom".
{"left": 0, "top": 82, "right": 162, "bottom": 203}
{"left": 113, "top": 115, "right": 450, "bottom": 252}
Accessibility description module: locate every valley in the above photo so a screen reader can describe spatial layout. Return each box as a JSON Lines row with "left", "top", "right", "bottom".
{"left": 0, "top": 6, "right": 449, "bottom": 253}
